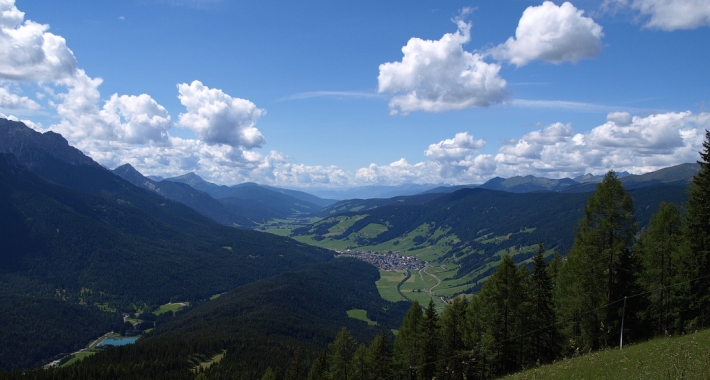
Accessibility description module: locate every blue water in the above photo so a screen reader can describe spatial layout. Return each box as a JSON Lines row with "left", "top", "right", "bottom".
{"left": 97, "top": 336, "right": 138, "bottom": 347}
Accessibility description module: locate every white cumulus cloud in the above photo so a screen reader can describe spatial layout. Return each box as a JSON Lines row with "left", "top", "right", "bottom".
{"left": 377, "top": 16, "right": 507, "bottom": 114}
{"left": 490, "top": 1, "right": 603, "bottom": 67}
{"left": 0, "top": 0, "right": 77, "bottom": 81}
{"left": 177, "top": 80, "right": 266, "bottom": 148}
{"left": 605, "top": 0, "right": 710, "bottom": 30}
{"left": 51, "top": 70, "right": 171, "bottom": 145}
{"left": 0, "top": 86, "right": 39, "bottom": 109}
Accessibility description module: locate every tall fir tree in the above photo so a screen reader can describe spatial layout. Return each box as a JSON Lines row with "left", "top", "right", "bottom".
{"left": 366, "top": 329, "right": 392, "bottom": 380}
{"left": 528, "top": 243, "right": 558, "bottom": 365}
{"left": 638, "top": 202, "right": 685, "bottom": 335}
{"left": 307, "top": 351, "right": 329, "bottom": 380}
{"left": 684, "top": 129, "right": 710, "bottom": 327}
{"left": 393, "top": 301, "right": 423, "bottom": 373}
{"left": 329, "top": 327, "right": 357, "bottom": 380}
{"left": 438, "top": 297, "right": 470, "bottom": 380}
{"left": 418, "top": 299, "right": 440, "bottom": 380}
{"left": 555, "top": 171, "right": 637, "bottom": 351}
{"left": 477, "top": 255, "right": 527, "bottom": 375}
{"left": 283, "top": 349, "right": 304, "bottom": 380}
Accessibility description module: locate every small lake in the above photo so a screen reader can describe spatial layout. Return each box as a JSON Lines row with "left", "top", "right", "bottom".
{"left": 97, "top": 336, "right": 138, "bottom": 347}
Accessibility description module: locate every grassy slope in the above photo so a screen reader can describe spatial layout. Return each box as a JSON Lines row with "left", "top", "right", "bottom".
{"left": 505, "top": 329, "right": 710, "bottom": 380}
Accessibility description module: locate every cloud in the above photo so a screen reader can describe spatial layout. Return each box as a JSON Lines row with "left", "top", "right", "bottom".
{"left": 0, "top": 86, "right": 39, "bottom": 109}
{"left": 606, "top": 111, "right": 633, "bottom": 126}
{"left": 177, "top": 80, "right": 266, "bottom": 149}
{"left": 0, "top": 0, "right": 77, "bottom": 81}
{"left": 605, "top": 0, "right": 710, "bottom": 30}
{"left": 425, "top": 132, "right": 485, "bottom": 161}
{"left": 377, "top": 15, "right": 507, "bottom": 114}
{"left": 490, "top": 1, "right": 603, "bottom": 67}
{"left": 51, "top": 70, "right": 171, "bottom": 145}
{"left": 349, "top": 111, "right": 709, "bottom": 186}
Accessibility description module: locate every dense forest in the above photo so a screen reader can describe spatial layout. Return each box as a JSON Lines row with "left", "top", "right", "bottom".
{"left": 0, "top": 259, "right": 409, "bottom": 379}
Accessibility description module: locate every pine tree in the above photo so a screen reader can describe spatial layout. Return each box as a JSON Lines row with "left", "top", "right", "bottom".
{"left": 556, "top": 171, "right": 637, "bottom": 351}
{"left": 350, "top": 344, "right": 369, "bottom": 380}
{"left": 330, "top": 327, "right": 357, "bottom": 380}
{"left": 684, "top": 129, "right": 710, "bottom": 327}
{"left": 529, "top": 243, "right": 558, "bottom": 364}
{"left": 261, "top": 367, "right": 278, "bottom": 380}
{"left": 307, "top": 351, "right": 329, "bottom": 380}
{"left": 438, "top": 297, "right": 468, "bottom": 380}
{"left": 366, "top": 329, "right": 392, "bottom": 380}
{"left": 419, "top": 299, "right": 440, "bottom": 380}
{"left": 477, "top": 255, "right": 527, "bottom": 375}
{"left": 393, "top": 301, "right": 423, "bottom": 372}
{"left": 283, "top": 349, "right": 304, "bottom": 380}
{"left": 638, "top": 202, "right": 683, "bottom": 335}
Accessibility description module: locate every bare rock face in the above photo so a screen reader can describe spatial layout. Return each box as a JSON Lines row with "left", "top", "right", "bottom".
{"left": 0, "top": 118, "right": 100, "bottom": 169}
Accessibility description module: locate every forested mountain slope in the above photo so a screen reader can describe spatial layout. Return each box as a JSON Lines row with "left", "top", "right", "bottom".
{"left": 113, "top": 164, "right": 254, "bottom": 227}
{"left": 0, "top": 153, "right": 333, "bottom": 308}
{"left": 0, "top": 259, "right": 409, "bottom": 380}
{"left": 293, "top": 185, "right": 688, "bottom": 286}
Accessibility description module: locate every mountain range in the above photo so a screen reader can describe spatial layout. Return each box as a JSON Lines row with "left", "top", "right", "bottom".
{"left": 0, "top": 117, "right": 700, "bottom": 375}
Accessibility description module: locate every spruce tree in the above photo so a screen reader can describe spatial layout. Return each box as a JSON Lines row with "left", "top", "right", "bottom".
{"left": 419, "top": 299, "right": 440, "bottom": 380}
{"left": 638, "top": 202, "right": 684, "bottom": 335}
{"left": 393, "top": 301, "right": 423, "bottom": 372}
{"left": 261, "top": 367, "right": 277, "bottom": 380}
{"left": 366, "top": 329, "right": 392, "bottom": 380}
{"left": 478, "top": 255, "right": 526, "bottom": 375}
{"left": 438, "top": 297, "right": 468, "bottom": 380}
{"left": 684, "top": 129, "right": 710, "bottom": 327}
{"left": 529, "top": 243, "right": 558, "bottom": 364}
{"left": 307, "top": 351, "right": 329, "bottom": 380}
{"left": 556, "top": 171, "right": 637, "bottom": 351}
{"left": 329, "top": 327, "right": 356, "bottom": 380}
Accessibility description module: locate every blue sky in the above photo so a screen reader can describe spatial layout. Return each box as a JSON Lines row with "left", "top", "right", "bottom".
{"left": 1, "top": 0, "right": 709, "bottom": 188}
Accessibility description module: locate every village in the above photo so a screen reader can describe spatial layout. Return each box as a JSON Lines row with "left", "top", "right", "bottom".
{"left": 336, "top": 250, "right": 425, "bottom": 271}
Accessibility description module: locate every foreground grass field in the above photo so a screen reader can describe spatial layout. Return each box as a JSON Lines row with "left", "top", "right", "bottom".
{"left": 505, "top": 328, "right": 710, "bottom": 380}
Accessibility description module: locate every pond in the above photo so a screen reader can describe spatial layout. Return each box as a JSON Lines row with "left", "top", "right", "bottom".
{"left": 97, "top": 336, "right": 138, "bottom": 347}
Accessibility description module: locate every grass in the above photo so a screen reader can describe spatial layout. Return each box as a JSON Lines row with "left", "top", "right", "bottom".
{"left": 60, "top": 351, "right": 95, "bottom": 367}
{"left": 376, "top": 270, "right": 408, "bottom": 302}
{"left": 153, "top": 302, "right": 186, "bottom": 315}
{"left": 191, "top": 350, "right": 226, "bottom": 372}
{"left": 346, "top": 309, "right": 377, "bottom": 326}
{"left": 505, "top": 328, "right": 710, "bottom": 380}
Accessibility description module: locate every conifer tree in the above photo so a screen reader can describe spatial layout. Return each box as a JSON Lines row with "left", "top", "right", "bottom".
{"left": 261, "top": 367, "right": 277, "bottom": 380}
{"left": 419, "top": 299, "right": 440, "bottom": 380}
{"left": 350, "top": 344, "right": 369, "bottom": 380}
{"left": 330, "top": 327, "right": 357, "bottom": 380}
{"left": 638, "top": 202, "right": 685, "bottom": 335}
{"left": 307, "top": 351, "right": 329, "bottom": 380}
{"left": 438, "top": 297, "right": 468, "bottom": 380}
{"left": 393, "top": 301, "right": 423, "bottom": 372}
{"left": 366, "top": 329, "right": 392, "bottom": 380}
{"left": 529, "top": 243, "right": 558, "bottom": 364}
{"left": 283, "top": 350, "right": 304, "bottom": 380}
{"left": 684, "top": 129, "right": 710, "bottom": 327}
{"left": 556, "top": 171, "right": 637, "bottom": 351}
{"left": 478, "top": 255, "right": 527, "bottom": 375}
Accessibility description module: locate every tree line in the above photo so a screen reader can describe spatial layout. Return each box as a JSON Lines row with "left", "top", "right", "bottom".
{"left": 290, "top": 131, "right": 710, "bottom": 380}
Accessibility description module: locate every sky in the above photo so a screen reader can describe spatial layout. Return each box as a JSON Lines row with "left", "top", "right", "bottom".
{"left": 0, "top": 0, "right": 709, "bottom": 189}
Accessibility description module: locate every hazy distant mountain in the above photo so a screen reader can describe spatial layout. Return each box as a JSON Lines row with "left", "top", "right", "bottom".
{"left": 574, "top": 171, "right": 631, "bottom": 183}
{"left": 165, "top": 174, "right": 333, "bottom": 220}
{"left": 305, "top": 183, "right": 443, "bottom": 200}
{"left": 113, "top": 164, "right": 254, "bottom": 227}
{"left": 480, "top": 175, "right": 579, "bottom": 193}
{"left": 564, "top": 163, "right": 699, "bottom": 193}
